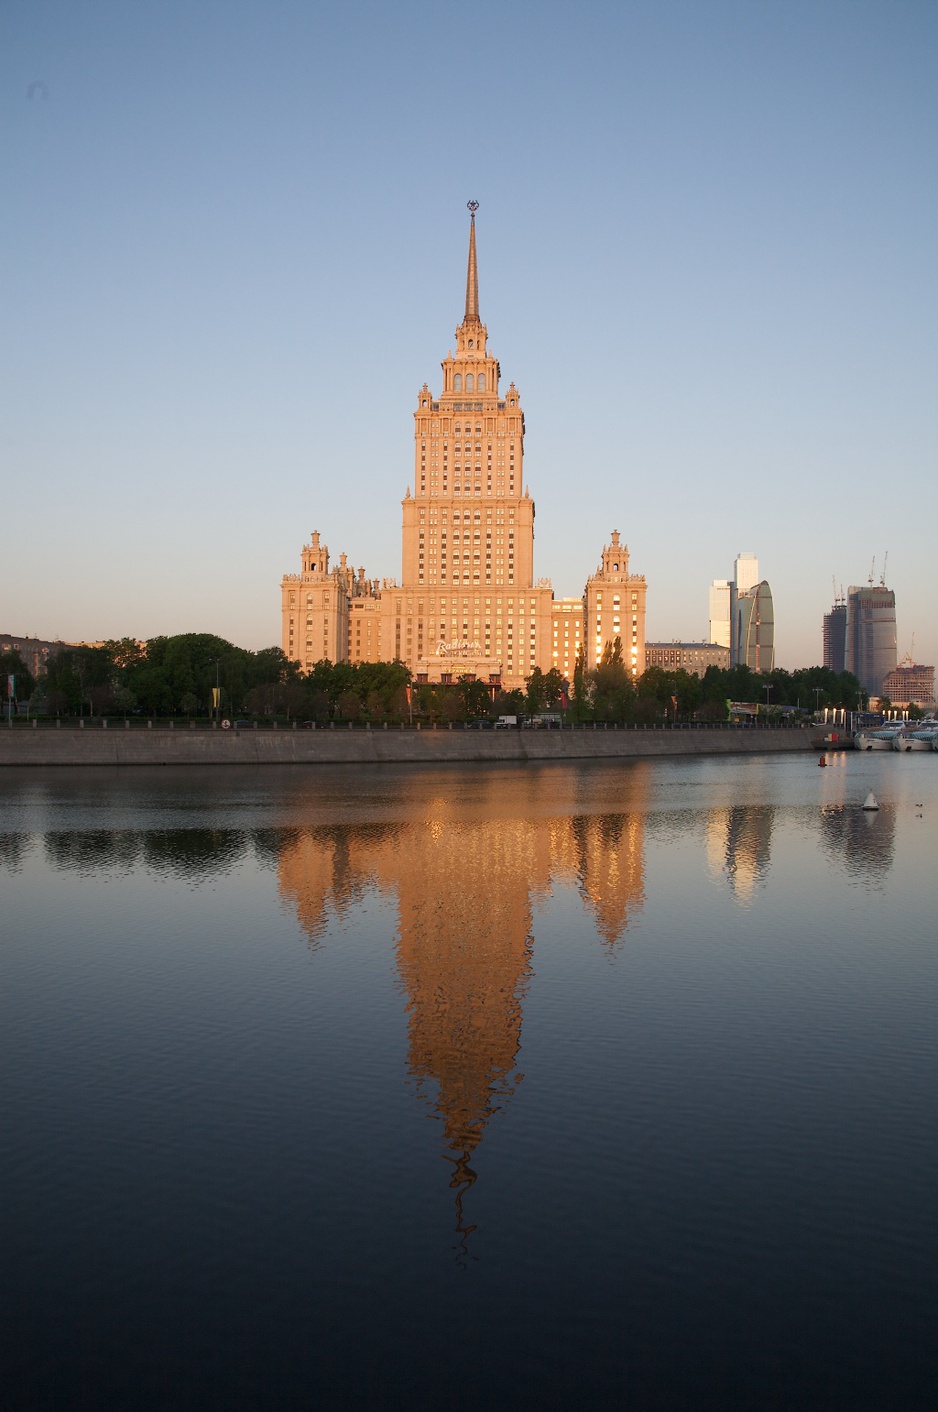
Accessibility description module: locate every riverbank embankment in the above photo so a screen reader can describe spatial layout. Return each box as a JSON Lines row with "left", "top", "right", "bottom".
{"left": 0, "top": 723, "right": 812, "bottom": 767}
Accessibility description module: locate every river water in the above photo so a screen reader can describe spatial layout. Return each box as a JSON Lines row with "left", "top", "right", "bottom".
{"left": 2, "top": 753, "right": 936, "bottom": 1410}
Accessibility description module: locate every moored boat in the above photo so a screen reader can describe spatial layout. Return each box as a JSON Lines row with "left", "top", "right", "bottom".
{"left": 895, "top": 726, "right": 938, "bottom": 752}
{"left": 855, "top": 725, "right": 906, "bottom": 751}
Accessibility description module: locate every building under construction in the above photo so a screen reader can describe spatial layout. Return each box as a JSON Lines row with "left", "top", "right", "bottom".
{"left": 845, "top": 583, "right": 897, "bottom": 698}
{"left": 881, "top": 660, "right": 935, "bottom": 708}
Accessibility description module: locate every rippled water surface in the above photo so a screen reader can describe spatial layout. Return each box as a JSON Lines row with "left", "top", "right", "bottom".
{"left": 3, "top": 754, "right": 937, "bottom": 1410}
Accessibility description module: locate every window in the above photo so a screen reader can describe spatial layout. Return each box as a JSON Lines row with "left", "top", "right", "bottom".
{"left": 454, "top": 374, "right": 462, "bottom": 392}
{"left": 466, "top": 374, "right": 474, "bottom": 392}
{"left": 478, "top": 373, "right": 486, "bottom": 391}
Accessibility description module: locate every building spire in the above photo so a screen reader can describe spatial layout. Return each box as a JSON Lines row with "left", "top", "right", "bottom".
{"left": 464, "top": 201, "right": 480, "bottom": 322}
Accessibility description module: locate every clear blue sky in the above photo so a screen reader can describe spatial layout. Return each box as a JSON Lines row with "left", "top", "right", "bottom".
{"left": 3, "top": 0, "right": 936, "bottom": 669}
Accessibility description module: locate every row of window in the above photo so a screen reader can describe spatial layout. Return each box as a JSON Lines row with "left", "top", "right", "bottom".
{"left": 452, "top": 374, "right": 486, "bottom": 392}
{"left": 418, "top": 483, "right": 513, "bottom": 495}
{"left": 420, "top": 576, "right": 515, "bottom": 585}
{"left": 419, "top": 431, "right": 516, "bottom": 445}
{"left": 419, "top": 510, "right": 515, "bottom": 521}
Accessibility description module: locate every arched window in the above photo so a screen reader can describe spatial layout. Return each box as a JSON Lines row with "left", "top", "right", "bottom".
{"left": 477, "top": 373, "right": 486, "bottom": 392}
{"left": 454, "top": 374, "right": 462, "bottom": 392}
{"left": 466, "top": 374, "right": 474, "bottom": 392}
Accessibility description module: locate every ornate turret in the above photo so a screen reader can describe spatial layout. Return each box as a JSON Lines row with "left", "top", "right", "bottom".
{"left": 599, "top": 529, "right": 630, "bottom": 580}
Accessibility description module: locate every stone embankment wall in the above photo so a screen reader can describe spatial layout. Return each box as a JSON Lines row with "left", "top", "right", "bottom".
{"left": 0, "top": 723, "right": 812, "bottom": 767}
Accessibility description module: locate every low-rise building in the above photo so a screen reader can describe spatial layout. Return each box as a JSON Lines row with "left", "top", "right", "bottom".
{"left": 0, "top": 634, "right": 67, "bottom": 680}
{"left": 644, "top": 642, "right": 731, "bottom": 677}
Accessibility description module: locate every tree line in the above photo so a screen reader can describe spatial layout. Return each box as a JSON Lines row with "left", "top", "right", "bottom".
{"left": 1, "top": 633, "right": 864, "bottom": 722}
{"left": 569, "top": 639, "right": 866, "bottom": 723}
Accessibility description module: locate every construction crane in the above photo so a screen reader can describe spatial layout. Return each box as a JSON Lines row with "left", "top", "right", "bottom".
{"left": 879, "top": 551, "right": 888, "bottom": 587}
{"left": 868, "top": 556, "right": 876, "bottom": 587}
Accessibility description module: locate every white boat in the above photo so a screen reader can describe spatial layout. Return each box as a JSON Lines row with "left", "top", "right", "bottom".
{"left": 895, "top": 726, "right": 938, "bottom": 752}
{"left": 855, "top": 725, "right": 906, "bottom": 751}
{"left": 862, "top": 791, "right": 880, "bottom": 811}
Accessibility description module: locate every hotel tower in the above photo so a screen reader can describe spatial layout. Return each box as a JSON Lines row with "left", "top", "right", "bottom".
{"left": 281, "top": 207, "right": 647, "bottom": 691}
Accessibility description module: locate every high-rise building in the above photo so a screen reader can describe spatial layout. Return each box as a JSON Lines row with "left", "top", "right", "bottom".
{"left": 708, "top": 579, "right": 731, "bottom": 649}
{"left": 822, "top": 599, "right": 847, "bottom": 674}
{"left": 845, "top": 585, "right": 897, "bottom": 697}
{"left": 735, "top": 581, "right": 775, "bottom": 673}
{"left": 724, "top": 552, "right": 773, "bottom": 670}
{"left": 734, "top": 552, "right": 759, "bottom": 596}
{"left": 281, "top": 208, "right": 647, "bottom": 690}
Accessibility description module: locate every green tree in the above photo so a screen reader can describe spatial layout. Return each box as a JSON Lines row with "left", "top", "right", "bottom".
{"left": 441, "top": 688, "right": 464, "bottom": 722}
{"left": 592, "top": 638, "right": 636, "bottom": 721}
{"left": 459, "top": 677, "right": 492, "bottom": 719}
{"left": 570, "top": 648, "right": 591, "bottom": 721}
{"left": 525, "top": 666, "right": 565, "bottom": 715}
{"left": 43, "top": 645, "right": 114, "bottom": 715}
{"left": 493, "top": 687, "right": 525, "bottom": 719}
{"left": 1, "top": 650, "right": 35, "bottom": 704}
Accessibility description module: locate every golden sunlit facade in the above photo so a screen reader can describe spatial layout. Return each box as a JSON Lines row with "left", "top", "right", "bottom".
{"left": 281, "top": 208, "right": 647, "bottom": 691}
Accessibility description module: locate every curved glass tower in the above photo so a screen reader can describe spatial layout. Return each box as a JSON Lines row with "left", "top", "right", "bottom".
{"left": 735, "top": 581, "right": 775, "bottom": 673}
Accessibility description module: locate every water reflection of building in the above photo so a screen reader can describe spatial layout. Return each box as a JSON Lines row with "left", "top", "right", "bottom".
{"left": 706, "top": 806, "right": 775, "bottom": 903}
{"left": 567, "top": 813, "right": 645, "bottom": 947}
{"left": 275, "top": 771, "right": 648, "bottom": 1252}
{"left": 816, "top": 803, "right": 895, "bottom": 884}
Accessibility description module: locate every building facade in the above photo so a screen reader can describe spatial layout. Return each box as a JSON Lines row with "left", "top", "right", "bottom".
{"left": 845, "top": 585, "right": 897, "bottom": 698}
{"left": 822, "top": 599, "right": 847, "bottom": 674}
{"left": 281, "top": 209, "right": 647, "bottom": 690}
{"left": 722, "top": 551, "right": 775, "bottom": 672}
{"left": 880, "top": 660, "right": 934, "bottom": 708}
{"left": 735, "top": 580, "right": 775, "bottom": 673}
{"left": 734, "top": 552, "right": 759, "bottom": 597}
{"left": 708, "top": 580, "right": 731, "bottom": 649}
{"left": 1, "top": 634, "right": 67, "bottom": 681}
{"left": 645, "top": 642, "right": 731, "bottom": 676}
